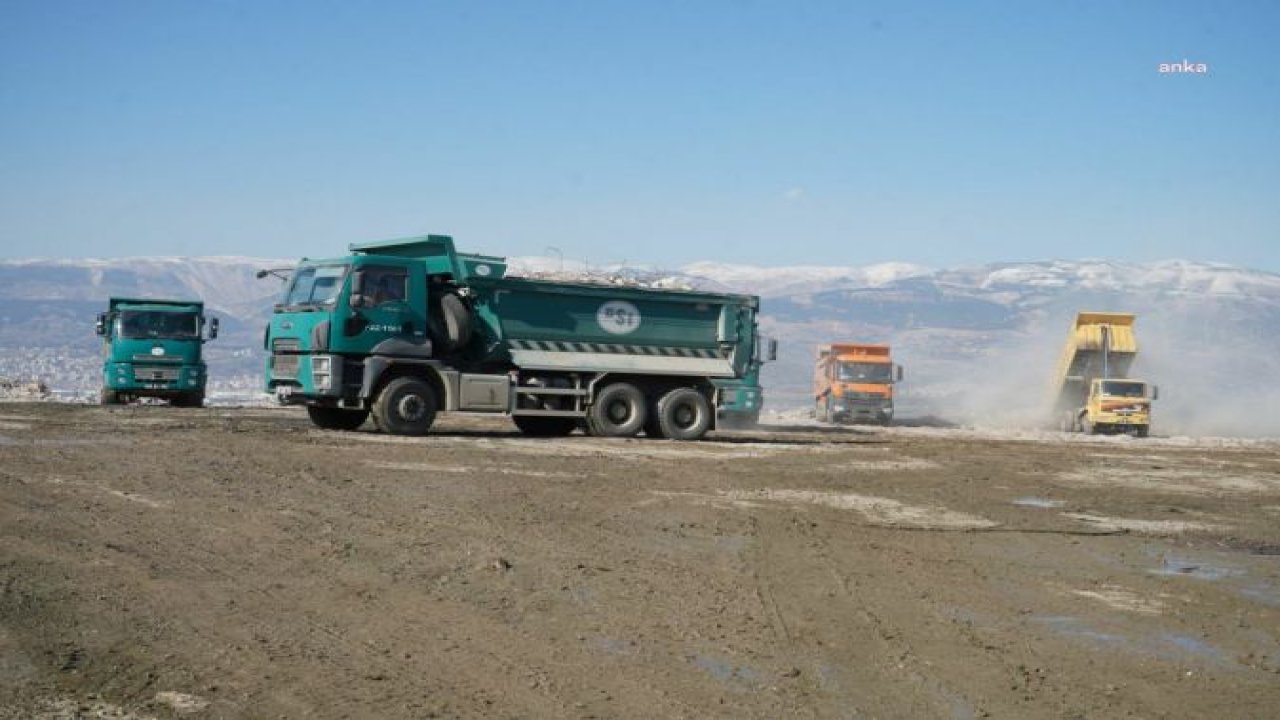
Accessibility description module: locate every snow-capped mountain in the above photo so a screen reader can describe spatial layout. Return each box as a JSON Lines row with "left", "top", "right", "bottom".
{"left": 3, "top": 255, "right": 1278, "bottom": 436}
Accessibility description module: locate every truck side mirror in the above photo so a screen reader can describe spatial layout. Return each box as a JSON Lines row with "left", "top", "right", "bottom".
{"left": 896, "top": 365, "right": 904, "bottom": 382}
{"left": 95, "top": 313, "right": 107, "bottom": 336}
{"left": 208, "top": 317, "right": 219, "bottom": 340}
{"left": 767, "top": 338, "right": 778, "bottom": 362}
{"left": 1151, "top": 385, "right": 1159, "bottom": 400}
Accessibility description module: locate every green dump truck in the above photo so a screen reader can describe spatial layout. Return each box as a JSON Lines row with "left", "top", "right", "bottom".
{"left": 263, "top": 234, "right": 774, "bottom": 439}
{"left": 96, "top": 297, "right": 219, "bottom": 406}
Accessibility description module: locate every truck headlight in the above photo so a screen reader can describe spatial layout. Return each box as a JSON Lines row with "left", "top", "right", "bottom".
{"left": 312, "top": 355, "right": 332, "bottom": 390}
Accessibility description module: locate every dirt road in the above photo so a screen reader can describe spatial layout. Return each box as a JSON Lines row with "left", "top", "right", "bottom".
{"left": 2, "top": 404, "right": 1278, "bottom": 719}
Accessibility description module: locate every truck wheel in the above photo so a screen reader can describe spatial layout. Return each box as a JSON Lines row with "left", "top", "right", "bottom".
{"left": 100, "top": 389, "right": 121, "bottom": 405}
{"left": 513, "top": 416, "right": 578, "bottom": 437}
{"left": 1081, "top": 417, "right": 1095, "bottom": 435}
{"left": 655, "top": 388, "right": 711, "bottom": 441}
{"left": 307, "top": 405, "right": 370, "bottom": 431}
{"left": 1135, "top": 426, "right": 1149, "bottom": 438}
{"left": 373, "top": 377, "right": 437, "bottom": 436}
{"left": 586, "top": 382, "right": 647, "bottom": 437}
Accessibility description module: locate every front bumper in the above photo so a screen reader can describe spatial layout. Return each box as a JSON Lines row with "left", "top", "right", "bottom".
{"left": 105, "top": 362, "right": 205, "bottom": 395}
{"left": 266, "top": 353, "right": 347, "bottom": 402}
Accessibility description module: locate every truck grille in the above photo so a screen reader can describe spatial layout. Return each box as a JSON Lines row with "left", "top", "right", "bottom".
{"left": 273, "top": 338, "right": 301, "bottom": 352}
{"left": 131, "top": 354, "right": 182, "bottom": 363}
{"left": 271, "top": 354, "right": 300, "bottom": 379}
{"left": 133, "top": 366, "right": 180, "bottom": 381}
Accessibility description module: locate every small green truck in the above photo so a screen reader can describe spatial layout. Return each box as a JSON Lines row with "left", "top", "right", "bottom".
{"left": 96, "top": 297, "right": 219, "bottom": 406}
{"left": 263, "top": 234, "right": 773, "bottom": 439}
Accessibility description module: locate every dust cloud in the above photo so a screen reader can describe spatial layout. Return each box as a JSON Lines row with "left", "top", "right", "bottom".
{"left": 930, "top": 303, "right": 1280, "bottom": 438}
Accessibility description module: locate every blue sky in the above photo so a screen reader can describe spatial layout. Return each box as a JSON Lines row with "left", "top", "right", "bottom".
{"left": 1, "top": 1, "right": 1277, "bottom": 270}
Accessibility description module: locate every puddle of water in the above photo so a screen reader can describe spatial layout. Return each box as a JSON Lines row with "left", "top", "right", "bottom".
{"left": 1149, "top": 556, "right": 1245, "bottom": 581}
{"left": 1030, "top": 615, "right": 1122, "bottom": 644}
{"left": 1160, "top": 634, "right": 1230, "bottom": 663}
{"left": 1033, "top": 616, "right": 1241, "bottom": 670}
{"left": 1012, "top": 497, "right": 1064, "bottom": 509}
{"left": 1239, "top": 584, "right": 1280, "bottom": 608}
{"left": 691, "top": 654, "right": 760, "bottom": 688}
{"left": 591, "top": 636, "right": 635, "bottom": 656}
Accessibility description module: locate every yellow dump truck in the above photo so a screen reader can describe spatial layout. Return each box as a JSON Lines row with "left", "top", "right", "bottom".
{"left": 1052, "top": 312, "right": 1158, "bottom": 437}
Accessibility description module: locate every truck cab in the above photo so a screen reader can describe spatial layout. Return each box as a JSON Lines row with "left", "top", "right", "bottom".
{"left": 1083, "top": 378, "right": 1156, "bottom": 437}
{"left": 96, "top": 297, "right": 218, "bottom": 406}
{"left": 814, "top": 343, "right": 903, "bottom": 425}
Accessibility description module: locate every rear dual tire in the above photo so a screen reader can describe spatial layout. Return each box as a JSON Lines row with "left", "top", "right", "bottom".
{"left": 587, "top": 383, "right": 648, "bottom": 437}
{"left": 652, "top": 387, "right": 712, "bottom": 441}
{"left": 588, "top": 383, "right": 711, "bottom": 441}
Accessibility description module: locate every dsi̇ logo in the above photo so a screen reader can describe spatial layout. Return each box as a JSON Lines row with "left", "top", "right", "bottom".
{"left": 597, "top": 300, "right": 641, "bottom": 335}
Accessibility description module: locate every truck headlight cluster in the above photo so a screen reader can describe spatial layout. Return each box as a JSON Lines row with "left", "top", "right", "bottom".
{"left": 312, "top": 355, "right": 332, "bottom": 391}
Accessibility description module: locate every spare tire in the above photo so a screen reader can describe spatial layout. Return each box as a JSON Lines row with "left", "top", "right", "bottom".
{"left": 430, "top": 293, "right": 473, "bottom": 353}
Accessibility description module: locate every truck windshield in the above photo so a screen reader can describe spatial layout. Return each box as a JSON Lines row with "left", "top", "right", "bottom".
{"left": 837, "top": 362, "right": 893, "bottom": 382}
{"left": 118, "top": 311, "right": 200, "bottom": 340}
{"left": 1101, "top": 381, "right": 1146, "bottom": 398}
{"left": 282, "top": 265, "right": 348, "bottom": 308}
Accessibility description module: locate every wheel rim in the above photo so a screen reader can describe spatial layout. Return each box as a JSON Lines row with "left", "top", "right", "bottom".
{"left": 607, "top": 399, "right": 632, "bottom": 424}
{"left": 673, "top": 402, "right": 696, "bottom": 429}
{"left": 397, "top": 394, "right": 428, "bottom": 422}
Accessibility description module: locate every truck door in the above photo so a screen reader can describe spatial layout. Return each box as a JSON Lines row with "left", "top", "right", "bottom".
{"left": 354, "top": 265, "right": 429, "bottom": 347}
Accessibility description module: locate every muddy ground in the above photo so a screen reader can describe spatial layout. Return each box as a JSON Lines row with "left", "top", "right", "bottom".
{"left": 1, "top": 403, "right": 1278, "bottom": 719}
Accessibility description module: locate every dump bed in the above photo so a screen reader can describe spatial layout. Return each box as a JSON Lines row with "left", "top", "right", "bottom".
{"left": 1051, "top": 312, "right": 1137, "bottom": 409}
{"left": 466, "top": 276, "right": 759, "bottom": 378}
{"left": 109, "top": 297, "right": 204, "bottom": 312}
{"left": 820, "top": 343, "right": 891, "bottom": 361}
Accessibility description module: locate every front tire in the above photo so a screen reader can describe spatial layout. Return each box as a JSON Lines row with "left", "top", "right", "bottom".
{"left": 373, "top": 377, "right": 437, "bottom": 436}
{"left": 654, "top": 387, "right": 712, "bottom": 441}
{"left": 100, "top": 389, "right": 121, "bottom": 405}
{"left": 307, "top": 405, "right": 370, "bottom": 431}
{"left": 512, "top": 416, "right": 578, "bottom": 437}
{"left": 586, "top": 382, "right": 647, "bottom": 437}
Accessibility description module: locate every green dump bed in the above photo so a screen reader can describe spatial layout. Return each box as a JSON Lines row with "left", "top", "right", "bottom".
{"left": 466, "top": 276, "right": 760, "bottom": 379}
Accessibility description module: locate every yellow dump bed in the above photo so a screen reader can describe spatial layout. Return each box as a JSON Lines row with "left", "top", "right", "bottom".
{"left": 1052, "top": 312, "right": 1138, "bottom": 408}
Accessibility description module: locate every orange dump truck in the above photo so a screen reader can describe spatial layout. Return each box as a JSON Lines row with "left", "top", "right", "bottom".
{"left": 814, "top": 343, "right": 903, "bottom": 425}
